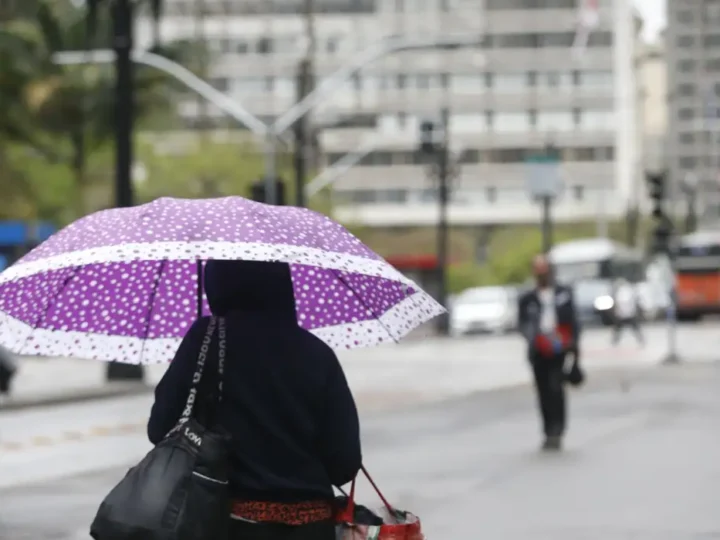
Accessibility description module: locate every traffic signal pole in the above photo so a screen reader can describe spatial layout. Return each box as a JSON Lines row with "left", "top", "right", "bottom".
{"left": 646, "top": 171, "right": 680, "bottom": 365}
{"left": 436, "top": 108, "right": 450, "bottom": 336}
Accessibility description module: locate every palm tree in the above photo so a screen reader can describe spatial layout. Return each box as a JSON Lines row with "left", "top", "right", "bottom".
{"left": 0, "top": 0, "right": 189, "bottom": 218}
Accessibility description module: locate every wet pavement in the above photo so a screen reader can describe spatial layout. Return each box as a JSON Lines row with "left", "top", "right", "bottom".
{"left": 1, "top": 360, "right": 718, "bottom": 539}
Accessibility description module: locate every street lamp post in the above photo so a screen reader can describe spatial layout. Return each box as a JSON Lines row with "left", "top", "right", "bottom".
{"left": 105, "top": 0, "right": 145, "bottom": 382}
{"left": 54, "top": 34, "right": 484, "bottom": 205}
{"left": 418, "top": 108, "right": 457, "bottom": 336}
{"left": 526, "top": 142, "right": 562, "bottom": 253}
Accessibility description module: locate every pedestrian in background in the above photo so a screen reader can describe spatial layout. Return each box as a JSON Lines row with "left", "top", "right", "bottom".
{"left": 611, "top": 278, "right": 645, "bottom": 347}
{"left": 517, "top": 255, "right": 581, "bottom": 451}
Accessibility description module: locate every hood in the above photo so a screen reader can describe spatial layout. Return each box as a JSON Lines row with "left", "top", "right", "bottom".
{"left": 203, "top": 259, "right": 297, "bottom": 324}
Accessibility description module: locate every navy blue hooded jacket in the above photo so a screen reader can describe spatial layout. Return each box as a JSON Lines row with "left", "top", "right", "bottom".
{"left": 147, "top": 259, "right": 362, "bottom": 502}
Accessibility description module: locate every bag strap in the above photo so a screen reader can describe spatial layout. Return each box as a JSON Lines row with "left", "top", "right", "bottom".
{"left": 202, "top": 317, "right": 227, "bottom": 426}
{"left": 342, "top": 466, "right": 396, "bottom": 523}
{"left": 178, "top": 316, "right": 218, "bottom": 425}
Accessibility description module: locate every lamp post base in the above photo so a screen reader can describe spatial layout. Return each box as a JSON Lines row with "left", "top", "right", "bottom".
{"left": 106, "top": 362, "right": 144, "bottom": 381}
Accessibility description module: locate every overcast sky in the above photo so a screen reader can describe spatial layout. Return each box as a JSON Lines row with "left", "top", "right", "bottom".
{"left": 633, "top": 0, "right": 666, "bottom": 41}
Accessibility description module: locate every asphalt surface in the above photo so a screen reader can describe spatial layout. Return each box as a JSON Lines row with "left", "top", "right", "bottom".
{"left": 1, "top": 360, "right": 718, "bottom": 539}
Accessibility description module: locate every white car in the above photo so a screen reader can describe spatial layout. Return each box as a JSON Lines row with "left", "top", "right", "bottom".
{"left": 449, "top": 286, "right": 517, "bottom": 336}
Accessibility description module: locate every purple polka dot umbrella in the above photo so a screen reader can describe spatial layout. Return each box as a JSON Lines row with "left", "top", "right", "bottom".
{"left": 0, "top": 197, "right": 444, "bottom": 364}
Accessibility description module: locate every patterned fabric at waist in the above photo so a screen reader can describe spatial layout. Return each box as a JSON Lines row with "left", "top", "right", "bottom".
{"left": 230, "top": 499, "right": 333, "bottom": 525}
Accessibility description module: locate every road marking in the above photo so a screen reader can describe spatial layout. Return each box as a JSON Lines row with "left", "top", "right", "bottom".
{"left": 0, "top": 421, "right": 146, "bottom": 453}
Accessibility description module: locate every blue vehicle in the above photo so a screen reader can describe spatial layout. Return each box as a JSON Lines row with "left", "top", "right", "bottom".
{"left": 0, "top": 221, "right": 57, "bottom": 271}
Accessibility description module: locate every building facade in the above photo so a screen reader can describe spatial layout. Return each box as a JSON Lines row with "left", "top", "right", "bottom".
{"left": 667, "top": 0, "right": 720, "bottom": 221}
{"left": 137, "top": 0, "right": 638, "bottom": 227}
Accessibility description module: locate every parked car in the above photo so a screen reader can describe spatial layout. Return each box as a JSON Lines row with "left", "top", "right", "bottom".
{"left": 449, "top": 286, "right": 518, "bottom": 336}
{"left": 573, "top": 279, "right": 615, "bottom": 326}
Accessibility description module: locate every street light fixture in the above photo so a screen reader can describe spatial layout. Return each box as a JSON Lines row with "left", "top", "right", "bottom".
{"left": 54, "top": 33, "right": 484, "bottom": 206}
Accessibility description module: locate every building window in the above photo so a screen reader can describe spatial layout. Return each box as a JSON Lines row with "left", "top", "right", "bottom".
{"left": 539, "top": 32, "right": 575, "bottom": 48}
{"left": 573, "top": 185, "right": 584, "bottom": 201}
{"left": 326, "top": 37, "right": 340, "bottom": 54}
{"left": 486, "top": 187, "right": 497, "bottom": 203}
{"left": 578, "top": 71, "right": 613, "bottom": 89}
{"left": 394, "top": 0, "right": 404, "bottom": 11}
{"left": 680, "top": 157, "right": 697, "bottom": 169}
{"left": 678, "top": 107, "right": 696, "bottom": 120}
{"left": 495, "top": 112, "right": 531, "bottom": 133}
{"left": 416, "top": 74, "right": 430, "bottom": 89}
{"left": 210, "top": 78, "right": 229, "bottom": 92}
{"left": 528, "top": 109, "right": 537, "bottom": 127}
{"left": 546, "top": 71, "right": 560, "bottom": 87}
{"left": 440, "top": 73, "right": 449, "bottom": 89}
{"left": 678, "top": 59, "right": 696, "bottom": 72}
{"left": 527, "top": 71, "right": 537, "bottom": 87}
{"left": 495, "top": 73, "right": 526, "bottom": 92}
{"left": 679, "top": 132, "right": 695, "bottom": 144}
{"left": 678, "top": 83, "right": 696, "bottom": 96}
{"left": 706, "top": 58, "right": 720, "bottom": 72}
{"left": 677, "top": 10, "right": 694, "bottom": 23}
{"left": 705, "top": 34, "right": 720, "bottom": 47}
{"left": 485, "top": 110, "right": 494, "bottom": 130}
{"left": 257, "top": 37, "right": 273, "bottom": 54}
{"left": 484, "top": 72, "right": 494, "bottom": 88}
{"left": 677, "top": 35, "right": 696, "bottom": 48}
{"left": 396, "top": 74, "right": 407, "bottom": 89}
{"left": 572, "top": 107, "right": 582, "bottom": 125}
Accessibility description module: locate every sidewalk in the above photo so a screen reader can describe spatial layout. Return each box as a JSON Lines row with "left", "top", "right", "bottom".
{"left": 3, "top": 324, "right": 718, "bottom": 411}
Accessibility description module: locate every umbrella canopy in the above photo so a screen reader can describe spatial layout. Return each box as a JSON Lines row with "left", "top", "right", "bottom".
{"left": 0, "top": 197, "right": 444, "bottom": 363}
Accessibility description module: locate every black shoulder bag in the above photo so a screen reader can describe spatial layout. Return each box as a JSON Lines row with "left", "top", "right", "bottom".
{"left": 90, "top": 316, "right": 231, "bottom": 540}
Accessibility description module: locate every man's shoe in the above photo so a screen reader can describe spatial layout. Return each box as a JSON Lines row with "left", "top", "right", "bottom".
{"left": 542, "top": 435, "right": 562, "bottom": 451}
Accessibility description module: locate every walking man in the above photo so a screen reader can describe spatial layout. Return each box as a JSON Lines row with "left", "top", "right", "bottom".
{"left": 518, "top": 255, "right": 581, "bottom": 451}
{"left": 611, "top": 278, "right": 645, "bottom": 346}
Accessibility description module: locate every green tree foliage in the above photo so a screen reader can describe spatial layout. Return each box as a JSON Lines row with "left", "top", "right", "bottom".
{"left": 0, "top": 0, "right": 193, "bottom": 221}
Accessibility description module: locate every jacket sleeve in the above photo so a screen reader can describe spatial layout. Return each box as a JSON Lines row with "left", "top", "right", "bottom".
{"left": 318, "top": 352, "right": 362, "bottom": 487}
{"left": 566, "top": 287, "right": 582, "bottom": 352}
{"left": 147, "top": 318, "right": 208, "bottom": 445}
{"left": 517, "top": 293, "right": 533, "bottom": 343}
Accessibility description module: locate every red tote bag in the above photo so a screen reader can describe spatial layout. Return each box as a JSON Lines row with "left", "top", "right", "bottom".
{"left": 335, "top": 466, "right": 424, "bottom": 540}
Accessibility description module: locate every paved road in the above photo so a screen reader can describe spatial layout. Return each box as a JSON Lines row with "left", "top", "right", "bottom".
{"left": 1, "top": 360, "right": 718, "bottom": 539}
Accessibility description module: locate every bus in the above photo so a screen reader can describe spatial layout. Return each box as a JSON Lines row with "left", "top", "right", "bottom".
{"left": 0, "top": 221, "right": 57, "bottom": 271}
{"left": 548, "top": 238, "right": 645, "bottom": 284}
{"left": 674, "top": 230, "right": 720, "bottom": 321}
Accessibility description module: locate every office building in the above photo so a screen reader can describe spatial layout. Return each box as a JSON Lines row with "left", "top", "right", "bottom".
{"left": 137, "top": 0, "right": 639, "bottom": 227}
{"left": 667, "top": 0, "right": 720, "bottom": 219}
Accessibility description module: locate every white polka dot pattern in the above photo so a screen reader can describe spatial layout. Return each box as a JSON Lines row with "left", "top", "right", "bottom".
{"left": 0, "top": 197, "right": 445, "bottom": 362}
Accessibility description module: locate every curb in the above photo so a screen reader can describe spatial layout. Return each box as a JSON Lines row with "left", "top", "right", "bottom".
{"left": 0, "top": 382, "right": 153, "bottom": 412}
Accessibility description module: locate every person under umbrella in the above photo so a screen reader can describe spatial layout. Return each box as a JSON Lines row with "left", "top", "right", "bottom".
{"left": 148, "top": 259, "right": 362, "bottom": 540}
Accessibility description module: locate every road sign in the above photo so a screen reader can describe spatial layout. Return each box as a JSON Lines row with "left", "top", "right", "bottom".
{"left": 525, "top": 154, "right": 563, "bottom": 200}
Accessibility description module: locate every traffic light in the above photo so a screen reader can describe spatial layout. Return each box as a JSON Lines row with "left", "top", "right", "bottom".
{"left": 249, "top": 178, "right": 287, "bottom": 205}
{"left": 419, "top": 120, "right": 437, "bottom": 154}
{"left": 646, "top": 172, "right": 666, "bottom": 218}
{"left": 646, "top": 170, "right": 673, "bottom": 255}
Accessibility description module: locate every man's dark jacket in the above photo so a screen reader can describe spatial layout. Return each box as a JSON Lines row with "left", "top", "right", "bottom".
{"left": 517, "top": 284, "right": 581, "bottom": 360}
{"left": 147, "top": 259, "right": 362, "bottom": 502}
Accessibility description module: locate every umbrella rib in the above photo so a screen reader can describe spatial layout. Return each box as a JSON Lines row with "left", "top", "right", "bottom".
{"left": 138, "top": 259, "right": 168, "bottom": 364}
{"left": 329, "top": 269, "right": 400, "bottom": 344}
{"left": 16, "top": 265, "right": 83, "bottom": 355}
